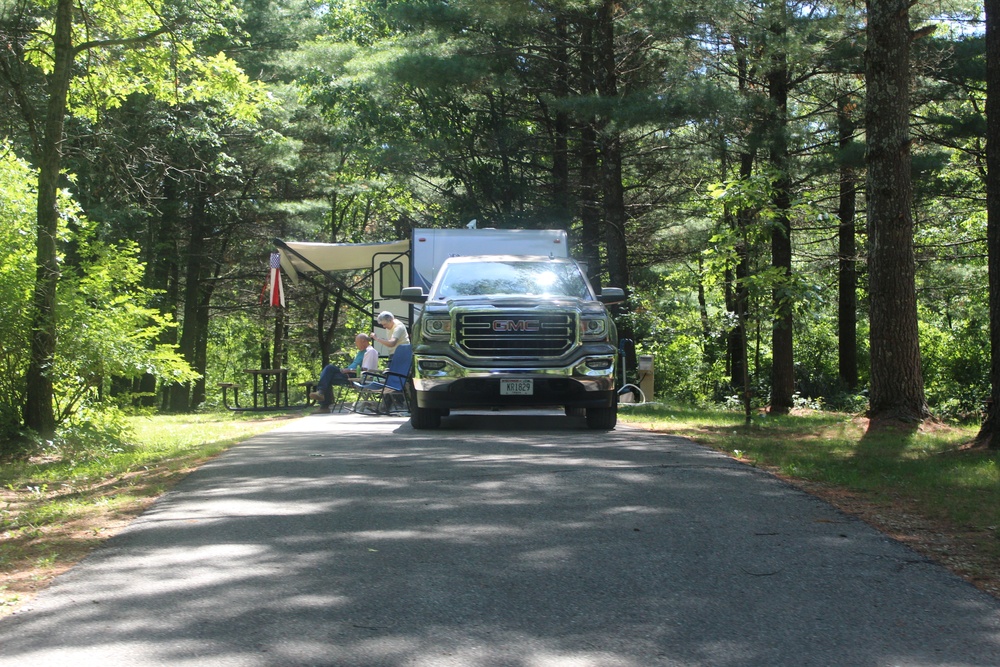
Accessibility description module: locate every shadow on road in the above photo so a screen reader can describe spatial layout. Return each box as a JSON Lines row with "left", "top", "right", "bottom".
{"left": 1, "top": 415, "right": 998, "bottom": 666}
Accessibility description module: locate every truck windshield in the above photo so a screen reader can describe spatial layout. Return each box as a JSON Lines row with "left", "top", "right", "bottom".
{"left": 434, "top": 261, "right": 591, "bottom": 299}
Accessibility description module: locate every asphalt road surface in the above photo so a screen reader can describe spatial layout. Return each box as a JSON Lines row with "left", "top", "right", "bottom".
{"left": 1, "top": 410, "right": 998, "bottom": 667}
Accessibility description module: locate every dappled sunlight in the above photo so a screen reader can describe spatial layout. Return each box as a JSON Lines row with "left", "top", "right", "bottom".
{"left": 348, "top": 523, "right": 534, "bottom": 545}
{"left": 601, "top": 504, "right": 675, "bottom": 517}
{"left": 1, "top": 413, "right": 998, "bottom": 666}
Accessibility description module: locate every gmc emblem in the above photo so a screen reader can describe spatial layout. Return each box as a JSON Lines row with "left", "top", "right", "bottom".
{"left": 493, "top": 319, "right": 541, "bottom": 332}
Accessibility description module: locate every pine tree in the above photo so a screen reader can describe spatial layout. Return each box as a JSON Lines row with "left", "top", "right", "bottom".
{"left": 864, "top": 0, "right": 931, "bottom": 430}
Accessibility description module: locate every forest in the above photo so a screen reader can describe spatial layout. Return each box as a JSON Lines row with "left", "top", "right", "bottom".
{"left": 0, "top": 0, "right": 997, "bottom": 456}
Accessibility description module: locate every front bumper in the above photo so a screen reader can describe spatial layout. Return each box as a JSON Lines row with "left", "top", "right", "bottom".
{"left": 411, "top": 354, "right": 618, "bottom": 410}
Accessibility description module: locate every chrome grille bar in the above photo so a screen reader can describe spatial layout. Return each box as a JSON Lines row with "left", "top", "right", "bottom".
{"left": 457, "top": 312, "right": 576, "bottom": 357}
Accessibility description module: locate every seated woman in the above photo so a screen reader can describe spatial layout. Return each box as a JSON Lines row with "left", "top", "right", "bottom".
{"left": 310, "top": 333, "right": 378, "bottom": 411}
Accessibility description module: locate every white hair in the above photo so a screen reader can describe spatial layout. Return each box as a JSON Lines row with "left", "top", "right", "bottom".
{"left": 377, "top": 311, "right": 394, "bottom": 324}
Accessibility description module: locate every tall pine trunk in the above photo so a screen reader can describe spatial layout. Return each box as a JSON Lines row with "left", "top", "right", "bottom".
{"left": 767, "top": 11, "right": 794, "bottom": 415}
{"left": 596, "top": 0, "right": 629, "bottom": 290}
{"left": 977, "top": 0, "right": 1000, "bottom": 448}
{"left": 579, "top": 20, "right": 603, "bottom": 288}
{"left": 864, "top": 0, "right": 930, "bottom": 429}
{"left": 168, "top": 188, "right": 211, "bottom": 412}
{"left": 552, "top": 17, "right": 572, "bottom": 230}
{"left": 838, "top": 95, "right": 859, "bottom": 391}
{"left": 725, "top": 149, "right": 754, "bottom": 423}
{"left": 24, "top": 0, "right": 74, "bottom": 438}
{"left": 726, "top": 44, "right": 755, "bottom": 420}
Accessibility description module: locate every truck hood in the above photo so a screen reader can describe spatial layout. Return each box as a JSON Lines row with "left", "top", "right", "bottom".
{"left": 426, "top": 295, "right": 604, "bottom": 313}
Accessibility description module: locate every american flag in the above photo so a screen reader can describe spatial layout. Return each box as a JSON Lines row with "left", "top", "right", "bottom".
{"left": 269, "top": 252, "right": 285, "bottom": 307}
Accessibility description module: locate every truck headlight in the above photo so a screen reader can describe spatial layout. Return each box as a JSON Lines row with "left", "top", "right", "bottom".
{"left": 580, "top": 316, "right": 609, "bottom": 340}
{"left": 422, "top": 316, "right": 452, "bottom": 340}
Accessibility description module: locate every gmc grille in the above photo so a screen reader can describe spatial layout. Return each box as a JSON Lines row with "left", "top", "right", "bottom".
{"left": 457, "top": 311, "right": 576, "bottom": 357}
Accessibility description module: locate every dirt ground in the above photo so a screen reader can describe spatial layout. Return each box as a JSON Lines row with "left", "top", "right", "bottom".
{"left": 0, "top": 465, "right": 188, "bottom": 619}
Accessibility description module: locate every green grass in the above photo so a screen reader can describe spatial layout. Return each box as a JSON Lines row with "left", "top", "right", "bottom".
{"left": 619, "top": 402, "right": 1000, "bottom": 574}
{"left": 0, "top": 410, "right": 296, "bottom": 613}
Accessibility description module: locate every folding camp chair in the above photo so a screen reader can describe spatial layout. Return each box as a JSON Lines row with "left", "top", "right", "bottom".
{"left": 352, "top": 344, "right": 412, "bottom": 415}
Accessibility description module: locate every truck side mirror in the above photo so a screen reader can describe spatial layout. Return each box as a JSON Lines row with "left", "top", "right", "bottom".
{"left": 597, "top": 287, "right": 626, "bottom": 304}
{"left": 400, "top": 286, "right": 428, "bottom": 304}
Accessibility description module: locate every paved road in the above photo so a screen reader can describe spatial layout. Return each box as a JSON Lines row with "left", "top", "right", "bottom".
{"left": 1, "top": 411, "right": 998, "bottom": 666}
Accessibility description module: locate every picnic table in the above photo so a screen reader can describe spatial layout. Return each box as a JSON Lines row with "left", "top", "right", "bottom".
{"left": 219, "top": 368, "right": 311, "bottom": 411}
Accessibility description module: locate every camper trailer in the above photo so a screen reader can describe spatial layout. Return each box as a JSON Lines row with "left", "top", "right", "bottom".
{"left": 275, "top": 228, "right": 570, "bottom": 329}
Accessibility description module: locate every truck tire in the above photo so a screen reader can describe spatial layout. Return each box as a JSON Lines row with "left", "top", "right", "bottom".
{"left": 585, "top": 406, "right": 617, "bottom": 430}
{"left": 410, "top": 404, "right": 442, "bottom": 429}
{"left": 564, "top": 406, "right": 586, "bottom": 417}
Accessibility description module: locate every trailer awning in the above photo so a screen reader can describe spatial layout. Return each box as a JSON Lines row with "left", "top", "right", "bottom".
{"left": 275, "top": 239, "right": 410, "bottom": 285}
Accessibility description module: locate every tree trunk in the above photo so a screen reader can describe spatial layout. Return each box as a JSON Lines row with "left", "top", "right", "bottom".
{"left": 579, "top": 126, "right": 603, "bottom": 286}
{"left": 578, "top": 20, "right": 603, "bottom": 287}
{"left": 726, "top": 150, "right": 754, "bottom": 418}
{"left": 596, "top": 0, "right": 629, "bottom": 290}
{"left": 837, "top": 95, "right": 859, "bottom": 391}
{"left": 24, "top": 0, "right": 74, "bottom": 438}
{"left": 726, "top": 45, "right": 754, "bottom": 414}
{"left": 697, "top": 256, "right": 713, "bottom": 365}
{"left": 551, "top": 17, "right": 572, "bottom": 230}
{"left": 190, "top": 271, "right": 214, "bottom": 408}
{"left": 168, "top": 188, "right": 210, "bottom": 412}
{"left": 977, "top": 0, "right": 1000, "bottom": 448}
{"left": 864, "top": 0, "right": 930, "bottom": 429}
{"left": 272, "top": 308, "right": 285, "bottom": 373}
{"left": 769, "top": 197, "right": 794, "bottom": 414}
{"left": 142, "top": 173, "right": 182, "bottom": 408}
{"left": 767, "top": 14, "right": 794, "bottom": 415}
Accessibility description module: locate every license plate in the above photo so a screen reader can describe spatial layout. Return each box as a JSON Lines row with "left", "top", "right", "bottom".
{"left": 501, "top": 379, "right": 533, "bottom": 396}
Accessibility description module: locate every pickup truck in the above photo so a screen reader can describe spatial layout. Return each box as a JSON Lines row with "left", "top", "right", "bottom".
{"left": 401, "top": 255, "right": 625, "bottom": 429}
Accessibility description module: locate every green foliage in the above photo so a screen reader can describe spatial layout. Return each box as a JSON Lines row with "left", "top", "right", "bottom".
{"left": 919, "top": 304, "right": 989, "bottom": 421}
{"left": 319, "top": 0, "right": 398, "bottom": 46}
{"left": 639, "top": 332, "right": 729, "bottom": 406}
{"left": 620, "top": 274, "right": 729, "bottom": 405}
{"left": 54, "top": 234, "right": 200, "bottom": 418}
{"left": 49, "top": 405, "right": 136, "bottom": 463}
{"left": 23, "top": 0, "right": 265, "bottom": 123}
{"left": 0, "top": 148, "right": 37, "bottom": 438}
{"left": 206, "top": 311, "right": 267, "bottom": 389}
{"left": 0, "top": 145, "right": 198, "bottom": 446}
{"left": 0, "top": 145, "right": 104, "bottom": 440}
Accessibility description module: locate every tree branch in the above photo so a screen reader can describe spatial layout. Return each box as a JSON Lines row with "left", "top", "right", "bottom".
{"left": 73, "top": 26, "right": 172, "bottom": 57}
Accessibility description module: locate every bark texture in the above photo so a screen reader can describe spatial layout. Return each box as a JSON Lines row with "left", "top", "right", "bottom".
{"left": 976, "top": 0, "right": 1000, "bottom": 448}
{"left": 864, "top": 0, "right": 930, "bottom": 428}
{"left": 837, "top": 96, "right": 859, "bottom": 391}
{"left": 767, "top": 15, "right": 794, "bottom": 415}
{"left": 24, "top": 0, "right": 74, "bottom": 437}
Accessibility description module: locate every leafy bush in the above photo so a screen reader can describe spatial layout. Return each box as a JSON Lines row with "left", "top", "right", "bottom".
{"left": 54, "top": 235, "right": 200, "bottom": 420}
{"left": 51, "top": 404, "right": 136, "bottom": 462}
{"left": 919, "top": 312, "right": 989, "bottom": 421}
{"left": 0, "top": 148, "right": 39, "bottom": 439}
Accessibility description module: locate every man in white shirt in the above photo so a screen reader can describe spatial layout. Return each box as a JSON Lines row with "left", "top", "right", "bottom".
{"left": 310, "top": 333, "right": 379, "bottom": 411}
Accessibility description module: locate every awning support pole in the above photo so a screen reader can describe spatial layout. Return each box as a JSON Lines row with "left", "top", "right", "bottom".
{"left": 273, "top": 238, "right": 374, "bottom": 317}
